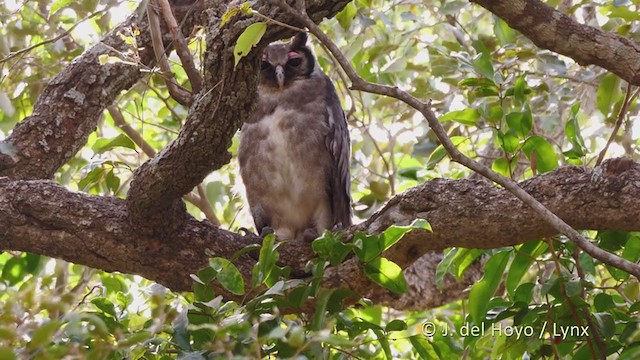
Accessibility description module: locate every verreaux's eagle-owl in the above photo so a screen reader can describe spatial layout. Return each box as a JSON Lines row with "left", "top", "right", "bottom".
{"left": 238, "top": 32, "right": 352, "bottom": 242}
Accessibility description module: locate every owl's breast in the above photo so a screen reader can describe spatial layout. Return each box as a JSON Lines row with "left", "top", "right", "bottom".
{"left": 239, "top": 102, "right": 331, "bottom": 220}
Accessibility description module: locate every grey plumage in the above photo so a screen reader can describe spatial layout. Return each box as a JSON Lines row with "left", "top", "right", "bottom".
{"left": 238, "top": 32, "right": 352, "bottom": 242}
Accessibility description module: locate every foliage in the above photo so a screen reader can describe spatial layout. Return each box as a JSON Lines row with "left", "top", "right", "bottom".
{"left": 1, "top": 0, "right": 640, "bottom": 359}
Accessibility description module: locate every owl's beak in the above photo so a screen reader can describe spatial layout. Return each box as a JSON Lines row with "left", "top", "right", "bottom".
{"left": 275, "top": 65, "right": 285, "bottom": 90}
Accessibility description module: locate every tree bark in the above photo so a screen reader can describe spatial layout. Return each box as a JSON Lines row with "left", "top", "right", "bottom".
{"left": 2, "top": 0, "right": 640, "bottom": 310}
{"left": 2, "top": 159, "right": 639, "bottom": 309}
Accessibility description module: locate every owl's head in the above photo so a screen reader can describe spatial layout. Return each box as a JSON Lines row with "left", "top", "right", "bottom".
{"left": 260, "top": 32, "right": 316, "bottom": 90}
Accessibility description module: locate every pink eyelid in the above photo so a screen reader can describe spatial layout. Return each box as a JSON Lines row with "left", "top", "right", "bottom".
{"left": 261, "top": 54, "right": 268, "bottom": 61}
{"left": 288, "top": 51, "right": 301, "bottom": 59}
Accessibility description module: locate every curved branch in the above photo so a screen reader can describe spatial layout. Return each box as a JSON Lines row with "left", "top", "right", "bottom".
{"left": 2, "top": 160, "right": 639, "bottom": 309}
{"left": 470, "top": 0, "right": 640, "bottom": 85}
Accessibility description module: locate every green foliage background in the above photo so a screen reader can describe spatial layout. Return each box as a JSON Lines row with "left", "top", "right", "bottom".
{"left": 1, "top": 0, "right": 640, "bottom": 358}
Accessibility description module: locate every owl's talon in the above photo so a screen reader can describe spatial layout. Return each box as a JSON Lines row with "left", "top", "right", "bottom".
{"left": 302, "top": 228, "right": 319, "bottom": 243}
{"left": 260, "top": 226, "right": 275, "bottom": 238}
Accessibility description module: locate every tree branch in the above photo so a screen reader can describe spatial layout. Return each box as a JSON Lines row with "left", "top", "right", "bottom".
{"left": 470, "top": 0, "right": 640, "bottom": 85}
{"left": 2, "top": 160, "right": 639, "bottom": 309}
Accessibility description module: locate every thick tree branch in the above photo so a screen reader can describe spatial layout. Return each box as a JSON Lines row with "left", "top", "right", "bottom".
{"left": 2, "top": 160, "right": 639, "bottom": 309}
{"left": 470, "top": 0, "right": 640, "bottom": 85}
{"left": 126, "top": 0, "right": 351, "bottom": 233}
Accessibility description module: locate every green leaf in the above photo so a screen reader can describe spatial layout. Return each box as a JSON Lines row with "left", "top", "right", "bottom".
{"left": 472, "top": 52, "right": 494, "bottom": 79}
{"left": 220, "top": 2, "right": 253, "bottom": 28}
{"left": 385, "top": 319, "right": 407, "bottom": 332}
{"left": 485, "top": 102, "right": 504, "bottom": 123}
{"left": 353, "top": 232, "right": 383, "bottom": 263}
{"left": 425, "top": 136, "right": 467, "bottom": 169}
{"left": 210, "top": 257, "right": 245, "bottom": 295}
{"left": 492, "top": 156, "right": 518, "bottom": 177}
{"left": 336, "top": 2, "right": 357, "bottom": 30}
{"left": 0, "top": 347, "right": 16, "bottom": 360}
{"left": 506, "top": 240, "right": 548, "bottom": 297}
{"left": 426, "top": 144, "right": 447, "bottom": 169}
{"left": 458, "top": 77, "right": 496, "bottom": 88}
{"left": 496, "top": 130, "right": 520, "bottom": 154}
{"left": 505, "top": 107, "right": 532, "bottom": 138}
{"left": 49, "top": 0, "right": 75, "bottom": 16}
{"left": 373, "top": 328, "right": 393, "bottom": 359}
{"left": 594, "top": 293, "right": 616, "bottom": 311}
{"left": 513, "top": 76, "right": 528, "bottom": 104}
{"left": 564, "top": 104, "right": 587, "bottom": 159}
{"left": 435, "top": 248, "right": 458, "bottom": 289}
{"left": 312, "top": 231, "right": 352, "bottom": 266}
{"left": 234, "top": 22, "right": 267, "bottom": 66}
{"left": 27, "top": 320, "right": 61, "bottom": 350}
{"left": 363, "top": 257, "right": 407, "bottom": 294}
{"left": 1, "top": 256, "right": 27, "bottom": 285}
{"left": 252, "top": 233, "right": 279, "bottom": 287}
{"left": 78, "top": 166, "right": 105, "bottom": 190}
{"left": 622, "top": 232, "right": 640, "bottom": 263}
{"left": 597, "top": 73, "right": 622, "bottom": 116}
{"left": 593, "top": 312, "right": 616, "bottom": 338}
{"left": 468, "top": 251, "right": 510, "bottom": 324}
{"left": 311, "top": 288, "right": 335, "bottom": 331}
{"left": 381, "top": 219, "right": 431, "bottom": 252}
{"left": 91, "top": 298, "right": 118, "bottom": 318}
{"left": 439, "top": 108, "right": 480, "bottom": 126}
{"left": 522, "top": 135, "right": 558, "bottom": 173}
{"left": 105, "top": 169, "right": 121, "bottom": 193}
{"left": 409, "top": 335, "right": 439, "bottom": 358}
{"left": 493, "top": 17, "right": 515, "bottom": 45}
{"left": 92, "top": 134, "right": 137, "bottom": 154}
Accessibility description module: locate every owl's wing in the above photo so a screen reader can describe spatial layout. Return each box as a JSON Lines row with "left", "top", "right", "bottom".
{"left": 323, "top": 76, "right": 353, "bottom": 228}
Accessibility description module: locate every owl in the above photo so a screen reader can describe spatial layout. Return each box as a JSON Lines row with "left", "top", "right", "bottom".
{"left": 238, "top": 32, "right": 352, "bottom": 243}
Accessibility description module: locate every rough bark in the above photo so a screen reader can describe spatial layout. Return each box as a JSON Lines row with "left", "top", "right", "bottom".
{"left": 2, "top": 0, "right": 640, "bottom": 310}
{"left": 471, "top": 0, "right": 640, "bottom": 85}
{"left": 125, "top": 0, "right": 351, "bottom": 234}
{"left": 2, "top": 159, "right": 639, "bottom": 309}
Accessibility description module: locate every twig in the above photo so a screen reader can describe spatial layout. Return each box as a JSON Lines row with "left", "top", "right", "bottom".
{"left": 595, "top": 84, "right": 640, "bottom": 166}
{"left": 146, "top": 0, "right": 192, "bottom": 106}
{"left": 271, "top": 0, "right": 640, "bottom": 280}
{"left": 0, "top": 9, "right": 107, "bottom": 65}
{"left": 545, "top": 237, "right": 603, "bottom": 358}
{"left": 107, "top": 106, "right": 220, "bottom": 225}
{"left": 196, "top": 184, "right": 221, "bottom": 226}
{"left": 108, "top": 106, "right": 157, "bottom": 157}
{"left": 157, "top": 0, "right": 203, "bottom": 92}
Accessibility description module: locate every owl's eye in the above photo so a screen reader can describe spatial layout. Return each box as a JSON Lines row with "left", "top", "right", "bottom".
{"left": 287, "top": 58, "right": 302, "bottom": 67}
{"left": 287, "top": 51, "right": 302, "bottom": 67}
{"left": 261, "top": 61, "right": 271, "bottom": 70}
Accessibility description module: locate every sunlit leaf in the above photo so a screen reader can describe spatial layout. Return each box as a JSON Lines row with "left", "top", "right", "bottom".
{"left": 597, "top": 73, "right": 622, "bottom": 116}
{"left": 522, "top": 135, "right": 558, "bottom": 173}
{"left": 468, "top": 251, "right": 510, "bottom": 324}
{"left": 234, "top": 22, "right": 267, "bottom": 66}
{"left": 363, "top": 257, "right": 407, "bottom": 294}
{"left": 92, "top": 134, "right": 137, "bottom": 154}
{"left": 49, "top": 0, "right": 75, "bottom": 16}
{"left": 210, "top": 257, "right": 245, "bottom": 295}
{"left": 439, "top": 108, "right": 480, "bottom": 126}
